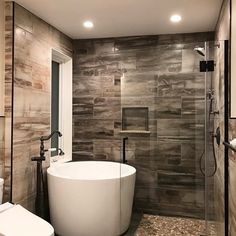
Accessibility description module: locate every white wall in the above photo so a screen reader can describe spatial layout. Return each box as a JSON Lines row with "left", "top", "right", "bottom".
{"left": 232, "top": 0, "right": 236, "bottom": 117}
{"left": 0, "top": 0, "right": 5, "bottom": 116}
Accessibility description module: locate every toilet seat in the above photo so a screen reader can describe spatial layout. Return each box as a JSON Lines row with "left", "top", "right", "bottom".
{"left": 0, "top": 203, "right": 54, "bottom": 236}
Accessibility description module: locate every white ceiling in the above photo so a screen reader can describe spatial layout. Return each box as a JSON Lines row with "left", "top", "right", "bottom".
{"left": 14, "top": 0, "right": 223, "bottom": 39}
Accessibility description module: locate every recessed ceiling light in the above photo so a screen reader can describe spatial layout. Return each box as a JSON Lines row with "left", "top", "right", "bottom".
{"left": 83, "top": 21, "right": 94, "bottom": 28}
{"left": 170, "top": 15, "right": 182, "bottom": 23}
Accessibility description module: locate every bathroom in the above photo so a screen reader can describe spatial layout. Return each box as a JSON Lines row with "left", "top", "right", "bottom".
{"left": 0, "top": 0, "right": 235, "bottom": 235}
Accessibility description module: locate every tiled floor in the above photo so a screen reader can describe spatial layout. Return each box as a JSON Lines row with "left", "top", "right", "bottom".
{"left": 123, "top": 213, "right": 216, "bottom": 236}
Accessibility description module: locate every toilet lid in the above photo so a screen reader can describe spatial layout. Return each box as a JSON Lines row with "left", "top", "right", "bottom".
{"left": 0, "top": 205, "right": 54, "bottom": 236}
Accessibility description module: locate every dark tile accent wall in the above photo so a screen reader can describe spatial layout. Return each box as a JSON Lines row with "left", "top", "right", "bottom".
{"left": 73, "top": 32, "right": 214, "bottom": 218}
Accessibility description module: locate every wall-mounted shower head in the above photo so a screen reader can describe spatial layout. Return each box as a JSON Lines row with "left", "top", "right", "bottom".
{"left": 194, "top": 47, "right": 205, "bottom": 57}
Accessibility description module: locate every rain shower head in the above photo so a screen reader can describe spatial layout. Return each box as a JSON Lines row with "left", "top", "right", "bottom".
{"left": 194, "top": 47, "right": 205, "bottom": 57}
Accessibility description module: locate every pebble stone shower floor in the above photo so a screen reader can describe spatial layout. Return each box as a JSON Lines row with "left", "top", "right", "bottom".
{"left": 124, "top": 214, "right": 217, "bottom": 236}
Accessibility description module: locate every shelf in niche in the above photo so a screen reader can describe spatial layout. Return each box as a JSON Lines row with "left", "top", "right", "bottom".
{"left": 120, "top": 130, "right": 151, "bottom": 134}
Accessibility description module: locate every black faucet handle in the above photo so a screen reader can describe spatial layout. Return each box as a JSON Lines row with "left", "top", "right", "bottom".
{"left": 44, "top": 148, "right": 57, "bottom": 152}
{"left": 58, "top": 148, "right": 65, "bottom": 156}
{"left": 31, "top": 156, "right": 45, "bottom": 162}
{"left": 44, "top": 147, "right": 65, "bottom": 156}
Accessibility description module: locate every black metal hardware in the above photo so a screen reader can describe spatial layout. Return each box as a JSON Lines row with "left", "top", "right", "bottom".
{"left": 214, "top": 127, "right": 221, "bottom": 146}
{"left": 40, "top": 130, "right": 62, "bottom": 141}
{"left": 44, "top": 148, "right": 65, "bottom": 156}
{"left": 31, "top": 131, "right": 63, "bottom": 163}
{"left": 223, "top": 141, "right": 236, "bottom": 152}
{"left": 200, "top": 60, "right": 215, "bottom": 72}
{"left": 35, "top": 161, "right": 45, "bottom": 218}
{"left": 31, "top": 131, "right": 63, "bottom": 219}
{"left": 210, "top": 110, "right": 220, "bottom": 115}
{"left": 31, "top": 156, "right": 45, "bottom": 161}
{"left": 123, "top": 137, "right": 128, "bottom": 164}
{"left": 58, "top": 148, "right": 65, "bottom": 156}
{"left": 223, "top": 40, "right": 229, "bottom": 235}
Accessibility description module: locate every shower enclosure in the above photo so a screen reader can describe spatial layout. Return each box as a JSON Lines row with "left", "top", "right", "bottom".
{"left": 72, "top": 36, "right": 226, "bottom": 235}
{"left": 119, "top": 39, "right": 225, "bottom": 235}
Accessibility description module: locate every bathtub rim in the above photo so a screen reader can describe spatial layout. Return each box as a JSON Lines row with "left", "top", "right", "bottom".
{"left": 47, "top": 161, "right": 136, "bottom": 181}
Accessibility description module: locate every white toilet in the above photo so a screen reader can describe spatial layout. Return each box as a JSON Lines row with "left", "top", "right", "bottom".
{"left": 0, "top": 178, "right": 54, "bottom": 236}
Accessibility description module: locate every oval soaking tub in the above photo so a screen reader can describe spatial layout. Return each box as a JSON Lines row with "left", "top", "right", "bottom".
{"left": 47, "top": 161, "right": 136, "bottom": 236}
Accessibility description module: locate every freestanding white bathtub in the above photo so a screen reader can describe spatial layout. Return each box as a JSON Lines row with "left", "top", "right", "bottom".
{"left": 47, "top": 161, "right": 136, "bottom": 236}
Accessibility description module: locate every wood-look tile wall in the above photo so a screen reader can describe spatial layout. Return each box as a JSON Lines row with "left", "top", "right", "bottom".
{"left": 0, "top": 0, "right": 4, "bottom": 116}
{"left": 73, "top": 32, "right": 214, "bottom": 218}
{"left": 0, "top": 117, "right": 4, "bottom": 178}
{"left": 0, "top": 0, "right": 4, "bottom": 181}
{"left": 3, "top": 1, "right": 14, "bottom": 202}
{"left": 3, "top": 3, "right": 73, "bottom": 210}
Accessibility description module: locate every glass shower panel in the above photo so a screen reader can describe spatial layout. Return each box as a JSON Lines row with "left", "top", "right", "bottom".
{"left": 204, "top": 40, "right": 225, "bottom": 236}
{"left": 119, "top": 40, "right": 213, "bottom": 235}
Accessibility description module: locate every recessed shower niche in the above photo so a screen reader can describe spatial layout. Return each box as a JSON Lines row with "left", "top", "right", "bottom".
{"left": 121, "top": 107, "right": 149, "bottom": 132}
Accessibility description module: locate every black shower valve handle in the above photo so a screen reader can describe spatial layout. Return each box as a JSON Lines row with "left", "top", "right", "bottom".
{"left": 213, "top": 127, "right": 221, "bottom": 146}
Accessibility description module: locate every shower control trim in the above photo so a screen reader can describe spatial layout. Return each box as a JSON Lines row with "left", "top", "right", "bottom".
{"left": 200, "top": 60, "right": 215, "bottom": 72}
{"left": 213, "top": 127, "right": 221, "bottom": 146}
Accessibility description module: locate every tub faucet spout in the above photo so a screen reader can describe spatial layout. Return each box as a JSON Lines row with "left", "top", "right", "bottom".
{"left": 39, "top": 131, "right": 63, "bottom": 161}
{"left": 40, "top": 130, "right": 62, "bottom": 141}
